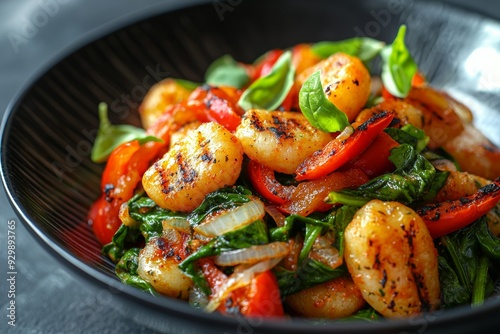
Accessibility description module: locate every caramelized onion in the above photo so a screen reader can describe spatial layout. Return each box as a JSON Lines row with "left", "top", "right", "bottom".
{"left": 204, "top": 258, "right": 282, "bottom": 313}
{"left": 265, "top": 205, "right": 286, "bottom": 227}
{"left": 162, "top": 218, "right": 190, "bottom": 233}
{"left": 194, "top": 200, "right": 265, "bottom": 237}
{"left": 214, "top": 242, "right": 290, "bottom": 266}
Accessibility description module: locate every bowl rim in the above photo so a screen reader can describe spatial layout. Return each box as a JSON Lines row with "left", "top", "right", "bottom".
{"left": 1, "top": 0, "right": 500, "bottom": 332}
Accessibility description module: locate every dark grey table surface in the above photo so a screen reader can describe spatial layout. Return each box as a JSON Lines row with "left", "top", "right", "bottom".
{"left": 1, "top": 0, "right": 500, "bottom": 333}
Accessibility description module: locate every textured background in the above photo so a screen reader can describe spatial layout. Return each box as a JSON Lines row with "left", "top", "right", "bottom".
{"left": 1, "top": 0, "right": 500, "bottom": 333}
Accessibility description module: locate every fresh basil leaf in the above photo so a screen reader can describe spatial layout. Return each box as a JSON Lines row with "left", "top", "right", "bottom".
{"left": 205, "top": 54, "right": 249, "bottom": 89}
{"left": 381, "top": 25, "right": 417, "bottom": 98}
{"left": 312, "top": 37, "right": 385, "bottom": 64}
{"left": 91, "top": 102, "right": 162, "bottom": 163}
{"left": 298, "top": 70, "right": 349, "bottom": 132}
{"left": 238, "top": 50, "right": 295, "bottom": 111}
{"left": 175, "top": 78, "right": 200, "bottom": 91}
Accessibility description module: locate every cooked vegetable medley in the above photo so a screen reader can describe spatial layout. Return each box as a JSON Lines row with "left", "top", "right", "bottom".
{"left": 89, "top": 25, "right": 500, "bottom": 320}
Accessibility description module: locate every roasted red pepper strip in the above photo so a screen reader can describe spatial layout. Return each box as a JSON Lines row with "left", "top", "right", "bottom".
{"left": 199, "top": 258, "right": 284, "bottom": 317}
{"left": 251, "top": 49, "right": 284, "bottom": 81}
{"left": 295, "top": 111, "right": 394, "bottom": 181}
{"left": 340, "top": 131, "right": 399, "bottom": 178}
{"left": 382, "top": 71, "right": 426, "bottom": 100}
{"left": 280, "top": 168, "right": 369, "bottom": 216}
{"left": 247, "top": 160, "right": 295, "bottom": 205}
{"left": 417, "top": 178, "right": 500, "bottom": 239}
{"left": 187, "top": 86, "right": 243, "bottom": 132}
{"left": 89, "top": 140, "right": 164, "bottom": 244}
{"left": 237, "top": 270, "right": 284, "bottom": 317}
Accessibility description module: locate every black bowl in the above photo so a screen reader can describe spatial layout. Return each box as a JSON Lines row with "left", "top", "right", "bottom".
{"left": 2, "top": 0, "right": 500, "bottom": 333}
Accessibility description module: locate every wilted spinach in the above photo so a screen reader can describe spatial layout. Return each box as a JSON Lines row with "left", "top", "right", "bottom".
{"left": 187, "top": 186, "right": 252, "bottom": 226}
{"left": 438, "top": 218, "right": 496, "bottom": 308}
{"left": 179, "top": 220, "right": 269, "bottom": 295}
{"left": 328, "top": 144, "right": 448, "bottom": 207}
{"left": 274, "top": 259, "right": 347, "bottom": 296}
{"left": 115, "top": 248, "right": 158, "bottom": 295}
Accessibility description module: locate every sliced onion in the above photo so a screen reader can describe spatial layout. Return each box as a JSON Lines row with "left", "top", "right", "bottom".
{"left": 309, "top": 247, "right": 342, "bottom": 269}
{"left": 162, "top": 218, "right": 191, "bottom": 233}
{"left": 214, "top": 241, "right": 290, "bottom": 266}
{"left": 194, "top": 200, "right": 265, "bottom": 237}
{"left": 336, "top": 125, "right": 354, "bottom": 141}
{"left": 265, "top": 205, "right": 286, "bottom": 227}
{"left": 204, "top": 258, "right": 282, "bottom": 313}
{"left": 309, "top": 234, "right": 342, "bottom": 269}
{"left": 189, "top": 284, "right": 209, "bottom": 309}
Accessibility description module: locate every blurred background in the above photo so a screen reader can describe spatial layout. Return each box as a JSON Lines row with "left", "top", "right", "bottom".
{"left": 1, "top": 0, "right": 500, "bottom": 333}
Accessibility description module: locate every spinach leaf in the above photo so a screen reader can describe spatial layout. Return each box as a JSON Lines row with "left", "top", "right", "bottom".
{"left": 127, "top": 193, "right": 186, "bottom": 242}
{"left": 298, "top": 224, "right": 323, "bottom": 264}
{"left": 102, "top": 193, "right": 185, "bottom": 261}
{"left": 298, "top": 70, "right": 349, "bottom": 132}
{"left": 438, "top": 220, "right": 492, "bottom": 307}
{"left": 102, "top": 224, "right": 142, "bottom": 262}
{"left": 424, "top": 148, "right": 462, "bottom": 172}
{"left": 238, "top": 50, "right": 295, "bottom": 111}
{"left": 311, "top": 37, "right": 385, "bottom": 64}
{"left": 328, "top": 144, "right": 448, "bottom": 206}
{"left": 179, "top": 220, "right": 269, "bottom": 295}
{"left": 343, "top": 308, "right": 381, "bottom": 322}
{"left": 440, "top": 235, "right": 472, "bottom": 294}
{"left": 115, "top": 248, "right": 158, "bottom": 295}
{"left": 381, "top": 25, "right": 417, "bottom": 98}
{"left": 274, "top": 259, "right": 346, "bottom": 296}
{"left": 270, "top": 214, "right": 331, "bottom": 242}
{"left": 331, "top": 205, "right": 358, "bottom": 258}
{"left": 205, "top": 54, "right": 249, "bottom": 89}
{"left": 384, "top": 124, "right": 429, "bottom": 152}
{"left": 188, "top": 186, "right": 252, "bottom": 226}
{"left": 438, "top": 255, "right": 470, "bottom": 307}
{"left": 91, "top": 102, "right": 162, "bottom": 163}
{"left": 471, "top": 256, "right": 491, "bottom": 306}
{"left": 175, "top": 78, "right": 200, "bottom": 91}
{"left": 271, "top": 211, "right": 350, "bottom": 296}
{"left": 476, "top": 216, "right": 500, "bottom": 260}
{"left": 442, "top": 223, "right": 483, "bottom": 288}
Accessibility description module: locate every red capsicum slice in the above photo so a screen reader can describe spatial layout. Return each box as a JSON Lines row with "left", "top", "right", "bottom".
{"left": 280, "top": 168, "right": 369, "bottom": 216}
{"left": 295, "top": 111, "right": 394, "bottom": 181}
{"left": 199, "top": 258, "right": 284, "bottom": 317}
{"left": 417, "top": 178, "right": 500, "bottom": 239}
{"left": 187, "top": 86, "right": 244, "bottom": 132}
{"left": 89, "top": 140, "right": 164, "bottom": 244}
{"left": 340, "top": 131, "right": 399, "bottom": 178}
{"left": 247, "top": 160, "right": 295, "bottom": 205}
{"left": 251, "top": 49, "right": 284, "bottom": 81}
{"left": 382, "top": 71, "right": 426, "bottom": 100}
